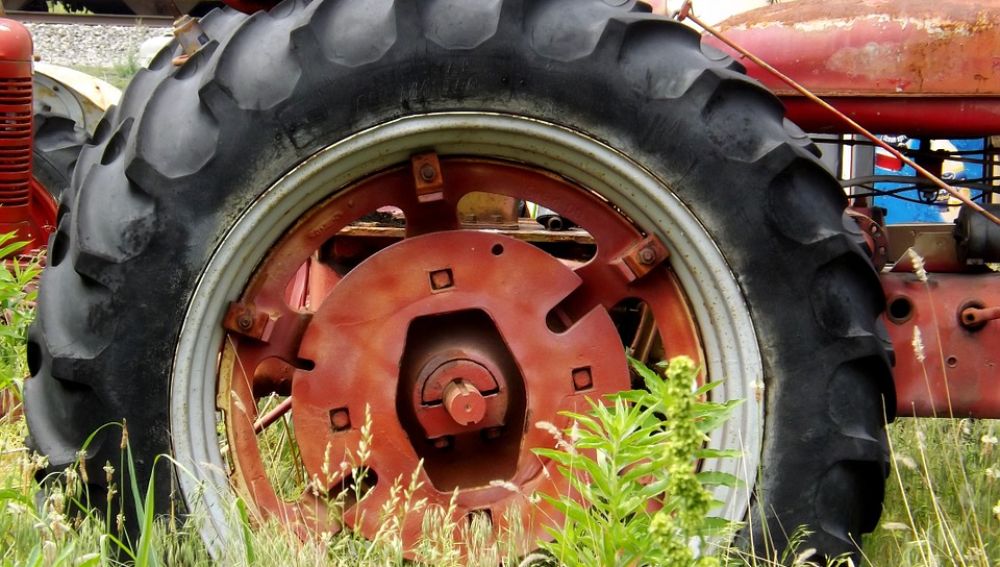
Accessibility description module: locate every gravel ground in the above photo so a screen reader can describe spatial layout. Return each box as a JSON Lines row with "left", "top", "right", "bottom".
{"left": 25, "top": 23, "right": 171, "bottom": 68}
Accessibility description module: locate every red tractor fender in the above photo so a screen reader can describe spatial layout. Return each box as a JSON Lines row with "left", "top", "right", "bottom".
{"left": 705, "top": 0, "right": 1000, "bottom": 137}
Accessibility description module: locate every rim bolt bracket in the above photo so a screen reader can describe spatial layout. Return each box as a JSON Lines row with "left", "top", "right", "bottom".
{"left": 613, "top": 235, "right": 671, "bottom": 283}
{"left": 411, "top": 152, "right": 445, "bottom": 203}
{"left": 223, "top": 301, "right": 276, "bottom": 342}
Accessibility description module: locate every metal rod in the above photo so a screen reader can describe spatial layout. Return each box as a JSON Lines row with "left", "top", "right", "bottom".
{"left": 5, "top": 11, "right": 174, "bottom": 27}
{"left": 253, "top": 397, "right": 292, "bottom": 434}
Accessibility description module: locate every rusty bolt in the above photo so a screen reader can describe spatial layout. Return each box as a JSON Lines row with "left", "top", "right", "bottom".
{"left": 429, "top": 268, "right": 455, "bottom": 291}
{"left": 482, "top": 427, "right": 503, "bottom": 441}
{"left": 637, "top": 246, "right": 657, "bottom": 266}
{"left": 330, "top": 408, "right": 351, "bottom": 431}
{"left": 237, "top": 314, "right": 254, "bottom": 331}
{"left": 420, "top": 164, "right": 437, "bottom": 182}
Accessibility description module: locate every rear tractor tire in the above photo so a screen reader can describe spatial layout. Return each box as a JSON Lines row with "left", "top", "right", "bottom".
{"left": 33, "top": 112, "right": 89, "bottom": 202}
{"left": 25, "top": 0, "right": 893, "bottom": 560}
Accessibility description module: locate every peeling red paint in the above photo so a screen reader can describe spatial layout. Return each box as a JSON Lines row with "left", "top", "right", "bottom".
{"left": 706, "top": 0, "right": 1000, "bottom": 135}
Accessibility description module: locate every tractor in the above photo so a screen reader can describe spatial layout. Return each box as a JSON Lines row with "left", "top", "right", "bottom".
{"left": 3, "top": 0, "right": 998, "bottom": 561}
{"left": 0, "top": 24, "right": 117, "bottom": 253}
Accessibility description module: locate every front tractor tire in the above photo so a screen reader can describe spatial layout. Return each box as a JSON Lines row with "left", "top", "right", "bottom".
{"left": 25, "top": 0, "right": 893, "bottom": 559}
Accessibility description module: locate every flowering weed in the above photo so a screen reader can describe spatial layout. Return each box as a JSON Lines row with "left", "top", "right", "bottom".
{"left": 534, "top": 356, "right": 741, "bottom": 567}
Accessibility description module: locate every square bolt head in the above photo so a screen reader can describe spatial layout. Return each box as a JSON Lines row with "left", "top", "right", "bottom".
{"left": 330, "top": 408, "right": 351, "bottom": 431}
{"left": 572, "top": 367, "right": 593, "bottom": 391}
{"left": 429, "top": 268, "right": 455, "bottom": 291}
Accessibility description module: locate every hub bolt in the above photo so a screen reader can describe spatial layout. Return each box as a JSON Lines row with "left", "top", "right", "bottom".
{"left": 442, "top": 379, "right": 487, "bottom": 426}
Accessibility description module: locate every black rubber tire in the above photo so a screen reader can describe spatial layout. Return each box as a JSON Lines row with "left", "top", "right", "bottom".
{"left": 32, "top": 113, "right": 89, "bottom": 203}
{"left": 24, "top": 0, "right": 894, "bottom": 559}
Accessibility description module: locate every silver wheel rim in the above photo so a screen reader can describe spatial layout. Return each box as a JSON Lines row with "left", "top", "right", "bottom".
{"left": 170, "top": 112, "right": 764, "bottom": 555}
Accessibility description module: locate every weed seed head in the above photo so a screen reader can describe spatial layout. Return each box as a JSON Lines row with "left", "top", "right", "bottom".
{"left": 982, "top": 432, "right": 998, "bottom": 456}
{"left": 48, "top": 490, "right": 65, "bottom": 515}
{"left": 894, "top": 454, "right": 917, "bottom": 471}
{"left": 48, "top": 512, "right": 70, "bottom": 539}
{"left": 76, "top": 450, "right": 88, "bottom": 484}
{"left": 42, "top": 540, "right": 56, "bottom": 563}
{"left": 907, "top": 248, "right": 928, "bottom": 282}
{"left": 911, "top": 327, "right": 926, "bottom": 363}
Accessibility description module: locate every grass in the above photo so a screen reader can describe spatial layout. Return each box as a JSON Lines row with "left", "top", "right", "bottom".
{"left": 69, "top": 63, "right": 141, "bottom": 91}
{"left": 862, "top": 418, "right": 1000, "bottom": 566}
{"left": 1, "top": 236, "right": 999, "bottom": 566}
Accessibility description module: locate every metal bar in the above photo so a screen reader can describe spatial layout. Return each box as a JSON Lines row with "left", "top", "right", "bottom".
{"left": 253, "top": 397, "right": 292, "bottom": 434}
{"left": 6, "top": 11, "right": 173, "bottom": 27}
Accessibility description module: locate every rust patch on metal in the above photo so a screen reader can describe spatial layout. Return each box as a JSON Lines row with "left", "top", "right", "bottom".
{"left": 707, "top": 0, "right": 1000, "bottom": 135}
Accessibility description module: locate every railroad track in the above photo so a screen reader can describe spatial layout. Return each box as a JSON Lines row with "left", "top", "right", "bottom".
{"left": 6, "top": 10, "right": 174, "bottom": 27}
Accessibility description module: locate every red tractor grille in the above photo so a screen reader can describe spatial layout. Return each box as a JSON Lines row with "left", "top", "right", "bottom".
{"left": 0, "top": 77, "right": 32, "bottom": 208}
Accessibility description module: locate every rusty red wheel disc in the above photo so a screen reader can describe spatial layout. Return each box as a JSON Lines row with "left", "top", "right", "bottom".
{"left": 220, "top": 158, "right": 704, "bottom": 552}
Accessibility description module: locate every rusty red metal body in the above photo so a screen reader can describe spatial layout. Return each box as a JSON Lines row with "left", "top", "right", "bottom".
{"left": 709, "top": 0, "right": 1000, "bottom": 137}
{"left": 882, "top": 272, "right": 1000, "bottom": 418}
{"left": 0, "top": 19, "right": 53, "bottom": 252}
{"left": 690, "top": 0, "right": 1000, "bottom": 418}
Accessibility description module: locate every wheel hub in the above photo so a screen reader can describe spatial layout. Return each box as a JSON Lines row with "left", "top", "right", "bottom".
{"left": 417, "top": 356, "right": 502, "bottom": 430}
{"left": 291, "top": 229, "right": 630, "bottom": 533}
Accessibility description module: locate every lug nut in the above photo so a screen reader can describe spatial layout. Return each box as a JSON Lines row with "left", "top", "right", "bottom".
{"left": 638, "top": 246, "right": 657, "bottom": 265}
{"left": 420, "top": 163, "right": 437, "bottom": 182}
{"left": 237, "top": 314, "right": 254, "bottom": 330}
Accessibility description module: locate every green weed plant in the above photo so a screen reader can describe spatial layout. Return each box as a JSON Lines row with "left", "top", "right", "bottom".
{"left": 0, "top": 232, "right": 42, "bottom": 404}
{"left": 535, "top": 356, "right": 742, "bottom": 567}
